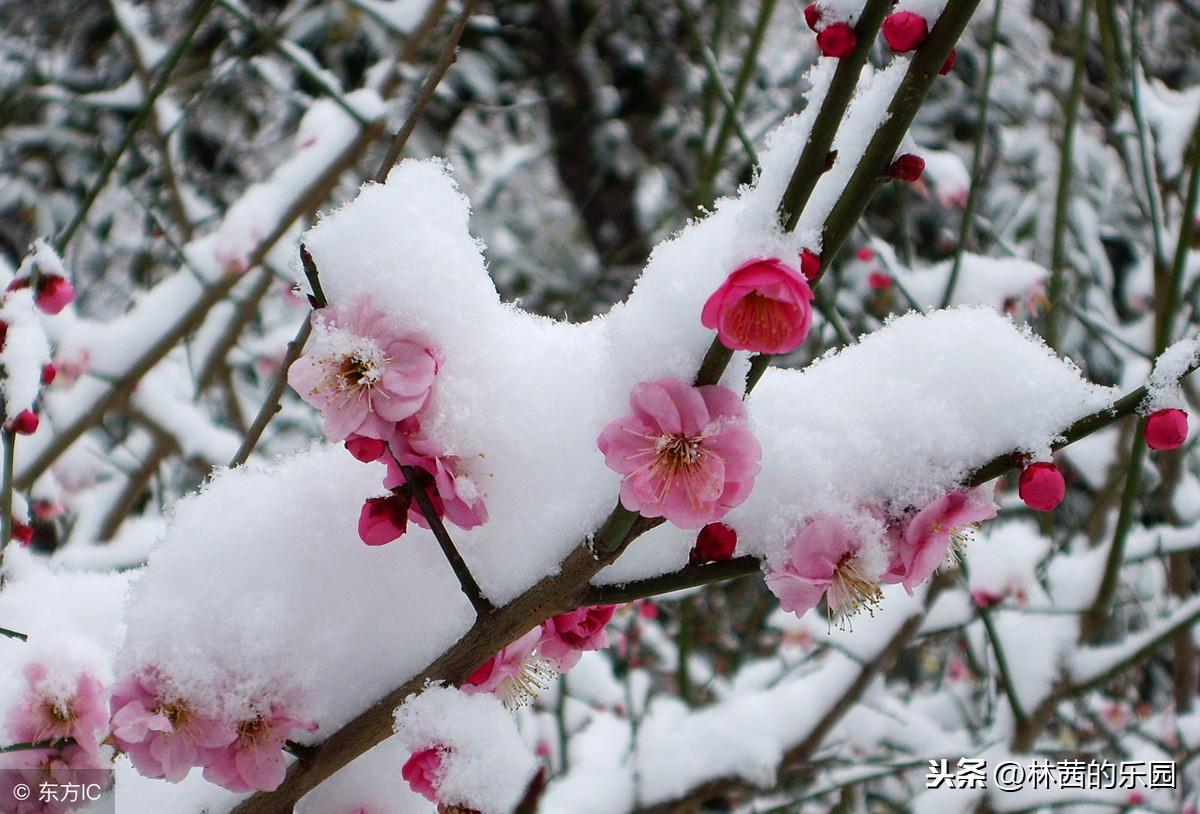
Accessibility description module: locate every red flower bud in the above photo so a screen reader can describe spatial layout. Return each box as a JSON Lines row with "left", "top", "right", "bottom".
{"left": 888, "top": 153, "right": 926, "bottom": 183}
{"left": 35, "top": 275, "right": 75, "bottom": 315}
{"left": 799, "top": 249, "right": 821, "bottom": 282}
{"left": 40, "top": 364, "right": 56, "bottom": 386}
{"left": 1144, "top": 408, "right": 1188, "bottom": 450}
{"left": 868, "top": 271, "right": 893, "bottom": 290}
{"left": 816, "top": 22, "right": 857, "bottom": 58}
{"left": 1018, "top": 462, "right": 1065, "bottom": 512}
{"left": 8, "top": 410, "right": 39, "bottom": 436}
{"left": 803, "top": 3, "right": 822, "bottom": 31}
{"left": 882, "top": 11, "right": 928, "bottom": 52}
{"left": 691, "top": 522, "right": 737, "bottom": 565}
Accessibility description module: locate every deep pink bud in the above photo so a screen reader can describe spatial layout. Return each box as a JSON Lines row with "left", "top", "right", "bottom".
{"left": 358, "top": 493, "right": 410, "bottom": 546}
{"left": 701, "top": 258, "right": 815, "bottom": 354}
{"left": 1018, "top": 462, "right": 1065, "bottom": 512}
{"left": 856, "top": 246, "right": 876, "bottom": 262}
{"left": 345, "top": 435, "right": 387, "bottom": 462}
{"left": 12, "top": 522, "right": 33, "bottom": 546}
{"left": 1145, "top": 408, "right": 1189, "bottom": 450}
{"left": 888, "top": 153, "right": 926, "bottom": 183}
{"left": 0, "top": 320, "right": 8, "bottom": 351}
{"left": 882, "top": 11, "right": 928, "bottom": 52}
{"left": 816, "top": 22, "right": 857, "bottom": 58}
{"left": 799, "top": 249, "right": 821, "bottom": 282}
{"left": 401, "top": 746, "right": 446, "bottom": 802}
{"left": 868, "top": 271, "right": 893, "bottom": 290}
{"left": 6, "top": 278, "right": 29, "bottom": 293}
{"left": 691, "top": 523, "right": 737, "bottom": 565}
{"left": 40, "top": 363, "right": 56, "bottom": 386}
{"left": 9, "top": 410, "right": 39, "bottom": 435}
{"left": 940, "top": 48, "right": 958, "bottom": 75}
{"left": 35, "top": 275, "right": 75, "bottom": 315}
{"left": 803, "top": 3, "right": 822, "bottom": 30}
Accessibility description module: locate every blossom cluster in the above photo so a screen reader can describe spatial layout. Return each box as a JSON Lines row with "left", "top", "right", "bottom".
{"left": 288, "top": 296, "right": 488, "bottom": 546}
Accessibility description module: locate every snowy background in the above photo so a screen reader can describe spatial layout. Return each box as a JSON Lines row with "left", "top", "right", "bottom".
{"left": 1, "top": 0, "right": 1200, "bottom": 812}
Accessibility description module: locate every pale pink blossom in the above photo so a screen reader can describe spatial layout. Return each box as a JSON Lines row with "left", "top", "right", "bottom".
{"left": 883, "top": 486, "right": 997, "bottom": 593}
{"left": 108, "top": 671, "right": 236, "bottom": 782}
{"left": 2, "top": 743, "right": 108, "bottom": 814}
{"left": 385, "top": 419, "right": 488, "bottom": 530}
{"left": 203, "top": 707, "right": 317, "bottom": 793}
{"left": 765, "top": 516, "right": 882, "bottom": 625}
{"left": 538, "top": 606, "right": 617, "bottom": 671}
{"left": 597, "top": 379, "right": 761, "bottom": 529}
{"left": 6, "top": 663, "right": 107, "bottom": 750}
{"left": 463, "top": 628, "right": 552, "bottom": 708}
{"left": 288, "top": 298, "right": 438, "bottom": 442}
{"left": 401, "top": 745, "right": 448, "bottom": 802}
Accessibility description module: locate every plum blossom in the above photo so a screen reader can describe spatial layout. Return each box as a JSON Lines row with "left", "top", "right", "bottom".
{"left": 289, "top": 298, "right": 438, "bottom": 442}
{"left": 597, "top": 378, "right": 761, "bottom": 528}
{"left": 463, "top": 629, "right": 554, "bottom": 709}
{"left": 203, "top": 706, "right": 317, "bottom": 793}
{"left": 883, "top": 486, "right": 997, "bottom": 592}
{"left": 701, "top": 258, "right": 815, "bottom": 354}
{"left": 2, "top": 743, "right": 109, "bottom": 814}
{"left": 6, "top": 663, "right": 107, "bottom": 749}
{"left": 386, "top": 420, "right": 488, "bottom": 531}
{"left": 109, "top": 671, "right": 236, "bottom": 782}
{"left": 1017, "top": 462, "right": 1065, "bottom": 511}
{"left": 766, "top": 516, "right": 883, "bottom": 626}
{"left": 538, "top": 605, "right": 617, "bottom": 671}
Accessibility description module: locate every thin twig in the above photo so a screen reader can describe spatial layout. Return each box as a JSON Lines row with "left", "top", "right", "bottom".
{"left": 54, "top": 0, "right": 217, "bottom": 254}
{"left": 374, "top": 0, "right": 479, "bottom": 182}
{"left": 1043, "top": 0, "right": 1091, "bottom": 350}
{"left": 399, "top": 465, "right": 495, "bottom": 616}
{"left": 0, "top": 625, "right": 28, "bottom": 641}
{"left": 941, "top": 0, "right": 1003, "bottom": 308}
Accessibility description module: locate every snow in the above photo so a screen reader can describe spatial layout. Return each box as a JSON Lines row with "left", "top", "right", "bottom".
{"left": 0, "top": 288, "right": 51, "bottom": 420}
{"left": 392, "top": 685, "right": 537, "bottom": 814}
{"left": 1144, "top": 334, "right": 1199, "bottom": 412}
{"left": 733, "top": 308, "right": 1116, "bottom": 565}
{"left": 117, "top": 444, "right": 475, "bottom": 729}
{"left": 898, "top": 253, "right": 1047, "bottom": 311}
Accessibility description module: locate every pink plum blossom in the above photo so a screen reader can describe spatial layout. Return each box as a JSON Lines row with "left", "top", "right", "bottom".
{"left": 289, "top": 298, "right": 438, "bottom": 442}
{"left": 6, "top": 663, "right": 107, "bottom": 750}
{"left": 109, "top": 671, "right": 236, "bottom": 782}
{"left": 202, "top": 707, "right": 317, "bottom": 793}
{"left": 765, "top": 516, "right": 882, "bottom": 626}
{"left": 538, "top": 605, "right": 617, "bottom": 671}
{"left": 385, "top": 419, "right": 488, "bottom": 530}
{"left": 701, "top": 258, "right": 815, "bottom": 354}
{"left": 401, "top": 745, "right": 448, "bottom": 802}
{"left": 596, "top": 378, "right": 761, "bottom": 529}
{"left": 883, "top": 486, "right": 997, "bottom": 593}
{"left": 2, "top": 743, "right": 108, "bottom": 814}
{"left": 463, "top": 628, "right": 552, "bottom": 708}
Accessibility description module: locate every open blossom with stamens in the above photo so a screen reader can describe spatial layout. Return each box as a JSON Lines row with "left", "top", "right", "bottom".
{"left": 6, "top": 663, "right": 107, "bottom": 750}
{"left": 203, "top": 706, "right": 317, "bottom": 793}
{"left": 765, "top": 516, "right": 882, "bottom": 626}
{"left": 463, "top": 629, "right": 554, "bottom": 709}
{"left": 597, "top": 379, "right": 761, "bottom": 529}
{"left": 288, "top": 298, "right": 438, "bottom": 442}
{"left": 385, "top": 419, "right": 488, "bottom": 530}
{"left": 538, "top": 605, "right": 617, "bottom": 671}
{"left": 883, "top": 486, "right": 997, "bottom": 593}
{"left": 701, "top": 258, "right": 815, "bottom": 354}
{"left": 109, "top": 671, "right": 236, "bottom": 782}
